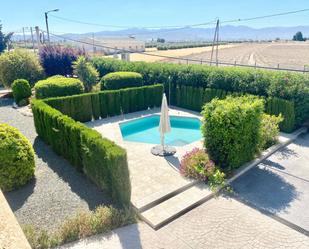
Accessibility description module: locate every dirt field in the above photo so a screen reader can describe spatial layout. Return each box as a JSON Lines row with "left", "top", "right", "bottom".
{"left": 127, "top": 44, "right": 239, "bottom": 63}
{"left": 176, "top": 42, "right": 309, "bottom": 71}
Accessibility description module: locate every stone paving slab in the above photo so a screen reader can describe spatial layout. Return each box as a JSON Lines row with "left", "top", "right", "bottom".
{"left": 140, "top": 183, "right": 212, "bottom": 229}
{"left": 232, "top": 132, "right": 309, "bottom": 232}
{"left": 59, "top": 196, "right": 309, "bottom": 249}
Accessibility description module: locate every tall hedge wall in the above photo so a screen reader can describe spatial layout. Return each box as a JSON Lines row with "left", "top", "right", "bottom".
{"left": 92, "top": 58, "right": 309, "bottom": 128}
{"left": 31, "top": 99, "right": 131, "bottom": 207}
{"left": 45, "top": 84, "right": 163, "bottom": 122}
{"left": 175, "top": 85, "right": 295, "bottom": 132}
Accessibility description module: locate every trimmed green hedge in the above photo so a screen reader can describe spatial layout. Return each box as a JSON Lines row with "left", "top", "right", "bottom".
{"left": 175, "top": 85, "right": 295, "bottom": 132}
{"left": 101, "top": 71, "right": 143, "bottom": 90}
{"left": 45, "top": 84, "right": 163, "bottom": 122}
{"left": 34, "top": 76, "right": 84, "bottom": 99}
{"left": 92, "top": 58, "right": 309, "bottom": 128}
{"left": 31, "top": 100, "right": 131, "bottom": 206}
{"left": 202, "top": 96, "right": 264, "bottom": 169}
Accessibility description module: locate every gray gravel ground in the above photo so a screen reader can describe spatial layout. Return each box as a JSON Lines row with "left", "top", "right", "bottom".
{"left": 0, "top": 98, "right": 111, "bottom": 231}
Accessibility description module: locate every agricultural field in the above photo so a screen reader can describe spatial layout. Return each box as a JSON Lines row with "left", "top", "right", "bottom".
{"left": 177, "top": 42, "right": 309, "bottom": 71}
{"left": 127, "top": 44, "right": 239, "bottom": 62}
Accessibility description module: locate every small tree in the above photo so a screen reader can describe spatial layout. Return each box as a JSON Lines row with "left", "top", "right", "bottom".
{"left": 0, "top": 24, "right": 13, "bottom": 53}
{"left": 293, "top": 31, "right": 304, "bottom": 41}
{"left": 157, "top": 38, "right": 165, "bottom": 43}
{"left": 73, "top": 56, "right": 99, "bottom": 92}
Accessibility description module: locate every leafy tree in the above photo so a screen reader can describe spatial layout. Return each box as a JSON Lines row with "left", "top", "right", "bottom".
{"left": 293, "top": 31, "right": 305, "bottom": 41}
{"left": 0, "top": 24, "right": 13, "bottom": 53}
{"left": 73, "top": 56, "right": 99, "bottom": 92}
{"left": 157, "top": 38, "right": 165, "bottom": 43}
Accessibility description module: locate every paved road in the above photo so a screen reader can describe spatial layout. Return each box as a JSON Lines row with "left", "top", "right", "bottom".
{"left": 60, "top": 133, "right": 309, "bottom": 249}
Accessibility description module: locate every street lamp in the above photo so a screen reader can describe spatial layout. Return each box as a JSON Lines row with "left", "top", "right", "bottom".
{"left": 45, "top": 9, "right": 59, "bottom": 45}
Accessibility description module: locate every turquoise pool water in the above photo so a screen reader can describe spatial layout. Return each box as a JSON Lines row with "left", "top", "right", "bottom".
{"left": 119, "top": 115, "right": 202, "bottom": 146}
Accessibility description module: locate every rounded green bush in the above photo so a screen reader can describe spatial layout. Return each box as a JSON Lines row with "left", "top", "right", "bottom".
{"left": 0, "top": 124, "right": 35, "bottom": 191}
{"left": 12, "top": 79, "right": 32, "bottom": 105}
{"left": 202, "top": 95, "right": 264, "bottom": 169}
{"left": 100, "top": 71, "right": 143, "bottom": 90}
{"left": 0, "top": 49, "right": 44, "bottom": 88}
{"left": 34, "top": 76, "right": 84, "bottom": 99}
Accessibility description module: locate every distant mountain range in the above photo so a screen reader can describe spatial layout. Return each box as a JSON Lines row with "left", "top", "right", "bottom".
{"left": 13, "top": 25, "right": 309, "bottom": 42}
{"left": 61, "top": 25, "right": 309, "bottom": 41}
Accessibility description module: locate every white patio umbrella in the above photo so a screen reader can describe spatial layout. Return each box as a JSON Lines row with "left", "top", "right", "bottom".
{"left": 158, "top": 93, "right": 171, "bottom": 149}
{"left": 151, "top": 93, "right": 176, "bottom": 156}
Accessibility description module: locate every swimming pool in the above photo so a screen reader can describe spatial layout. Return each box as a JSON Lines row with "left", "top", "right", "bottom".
{"left": 119, "top": 115, "right": 202, "bottom": 146}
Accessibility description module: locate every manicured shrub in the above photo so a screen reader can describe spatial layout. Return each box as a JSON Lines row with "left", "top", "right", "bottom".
{"left": 259, "top": 114, "right": 283, "bottom": 150}
{"left": 202, "top": 96, "right": 264, "bottom": 169}
{"left": 73, "top": 56, "right": 99, "bottom": 92}
{"left": 35, "top": 76, "right": 84, "bottom": 99}
{"left": 39, "top": 45, "right": 85, "bottom": 76}
{"left": 12, "top": 79, "right": 32, "bottom": 106}
{"left": 0, "top": 123, "right": 35, "bottom": 191}
{"left": 31, "top": 100, "right": 131, "bottom": 206}
{"left": 180, "top": 148, "right": 216, "bottom": 181}
{"left": 92, "top": 58, "right": 309, "bottom": 128}
{"left": 180, "top": 148, "right": 225, "bottom": 189}
{"left": 0, "top": 49, "right": 44, "bottom": 88}
{"left": 100, "top": 71, "right": 143, "bottom": 90}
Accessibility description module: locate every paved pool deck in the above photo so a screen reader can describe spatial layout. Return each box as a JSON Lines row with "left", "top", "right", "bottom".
{"left": 87, "top": 107, "right": 203, "bottom": 211}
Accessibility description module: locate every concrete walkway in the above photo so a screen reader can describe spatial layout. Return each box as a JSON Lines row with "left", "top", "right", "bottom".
{"left": 232, "top": 132, "right": 309, "bottom": 233}
{"left": 59, "top": 195, "right": 309, "bottom": 249}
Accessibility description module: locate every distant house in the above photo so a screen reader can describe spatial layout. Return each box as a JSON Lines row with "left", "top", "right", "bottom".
{"left": 81, "top": 37, "right": 145, "bottom": 55}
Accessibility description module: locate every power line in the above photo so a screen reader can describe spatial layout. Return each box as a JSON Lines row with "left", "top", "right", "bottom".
{"left": 50, "top": 14, "right": 216, "bottom": 29}
{"left": 221, "top": 8, "right": 309, "bottom": 24}
{"left": 50, "top": 8, "right": 309, "bottom": 32}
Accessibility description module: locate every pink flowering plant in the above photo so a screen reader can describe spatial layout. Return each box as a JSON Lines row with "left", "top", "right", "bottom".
{"left": 180, "top": 148, "right": 225, "bottom": 189}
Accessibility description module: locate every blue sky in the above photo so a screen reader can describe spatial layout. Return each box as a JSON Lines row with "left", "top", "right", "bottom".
{"left": 1, "top": 0, "right": 309, "bottom": 34}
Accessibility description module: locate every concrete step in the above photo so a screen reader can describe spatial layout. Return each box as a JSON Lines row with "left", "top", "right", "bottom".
{"left": 133, "top": 179, "right": 198, "bottom": 212}
{"left": 139, "top": 183, "right": 213, "bottom": 230}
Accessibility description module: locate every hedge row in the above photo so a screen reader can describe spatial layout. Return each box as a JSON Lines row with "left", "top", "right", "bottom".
{"left": 45, "top": 84, "right": 163, "bottom": 122}
{"left": 34, "top": 76, "right": 84, "bottom": 99}
{"left": 175, "top": 85, "right": 295, "bottom": 132}
{"left": 31, "top": 99, "right": 131, "bottom": 206}
{"left": 91, "top": 58, "right": 309, "bottom": 128}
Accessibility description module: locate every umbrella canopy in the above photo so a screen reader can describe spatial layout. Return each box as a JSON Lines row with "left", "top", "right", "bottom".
{"left": 158, "top": 93, "right": 171, "bottom": 148}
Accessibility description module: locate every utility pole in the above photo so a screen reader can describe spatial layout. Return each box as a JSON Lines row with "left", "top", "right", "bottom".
{"left": 44, "top": 12, "right": 50, "bottom": 45}
{"left": 210, "top": 19, "right": 219, "bottom": 66}
{"left": 44, "top": 9, "right": 59, "bottom": 45}
{"left": 35, "top": 26, "right": 41, "bottom": 51}
{"left": 22, "top": 27, "right": 26, "bottom": 48}
{"left": 30, "top": 27, "right": 35, "bottom": 52}
{"left": 215, "top": 19, "right": 220, "bottom": 66}
{"left": 92, "top": 33, "right": 95, "bottom": 55}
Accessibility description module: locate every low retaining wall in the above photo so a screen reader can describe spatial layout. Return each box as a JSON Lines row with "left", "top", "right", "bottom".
{"left": 0, "top": 190, "right": 31, "bottom": 249}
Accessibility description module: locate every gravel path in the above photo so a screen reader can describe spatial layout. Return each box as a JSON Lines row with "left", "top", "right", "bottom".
{"left": 0, "top": 98, "right": 111, "bottom": 231}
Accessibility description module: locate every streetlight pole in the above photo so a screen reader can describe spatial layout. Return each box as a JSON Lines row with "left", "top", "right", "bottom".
{"left": 44, "top": 9, "right": 59, "bottom": 45}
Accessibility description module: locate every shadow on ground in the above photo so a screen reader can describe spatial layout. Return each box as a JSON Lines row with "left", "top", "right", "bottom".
{"left": 232, "top": 165, "right": 299, "bottom": 213}
{"left": 33, "top": 137, "right": 112, "bottom": 209}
